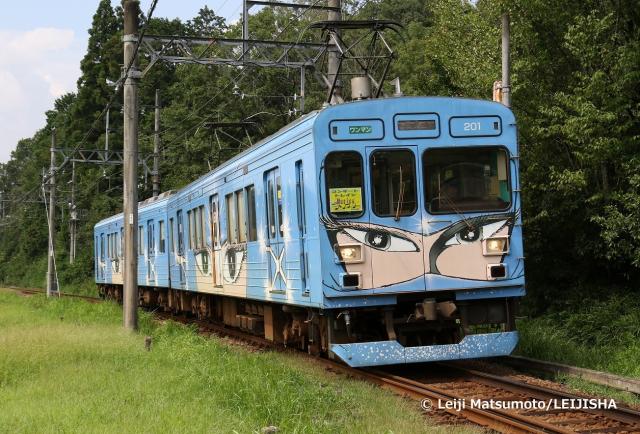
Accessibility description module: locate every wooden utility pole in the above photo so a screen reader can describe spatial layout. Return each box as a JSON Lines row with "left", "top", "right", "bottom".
{"left": 152, "top": 89, "right": 160, "bottom": 197}
{"left": 123, "top": 0, "right": 140, "bottom": 330}
{"left": 47, "top": 128, "right": 57, "bottom": 297}
{"left": 327, "top": 0, "right": 342, "bottom": 104}
{"left": 69, "top": 161, "right": 77, "bottom": 264}
{"left": 501, "top": 13, "right": 511, "bottom": 108}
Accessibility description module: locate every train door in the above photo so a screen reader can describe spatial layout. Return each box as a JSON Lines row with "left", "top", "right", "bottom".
{"left": 209, "top": 194, "right": 222, "bottom": 287}
{"left": 366, "top": 146, "right": 427, "bottom": 291}
{"left": 99, "top": 233, "right": 105, "bottom": 280}
{"left": 295, "top": 161, "right": 308, "bottom": 291}
{"left": 264, "top": 168, "right": 286, "bottom": 293}
{"left": 176, "top": 210, "right": 186, "bottom": 286}
{"left": 147, "top": 220, "right": 156, "bottom": 283}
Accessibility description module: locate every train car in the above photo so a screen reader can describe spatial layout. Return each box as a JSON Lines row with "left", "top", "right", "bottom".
{"left": 95, "top": 96, "right": 524, "bottom": 367}
{"left": 95, "top": 192, "right": 173, "bottom": 301}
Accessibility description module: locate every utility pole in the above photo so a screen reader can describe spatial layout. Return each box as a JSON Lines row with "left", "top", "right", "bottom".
{"left": 69, "top": 161, "right": 77, "bottom": 264}
{"left": 242, "top": 0, "right": 249, "bottom": 62}
{"left": 123, "top": 0, "right": 140, "bottom": 331}
{"left": 47, "top": 128, "right": 57, "bottom": 297}
{"left": 153, "top": 89, "right": 161, "bottom": 197}
{"left": 327, "top": 0, "right": 343, "bottom": 104}
{"left": 501, "top": 13, "right": 511, "bottom": 108}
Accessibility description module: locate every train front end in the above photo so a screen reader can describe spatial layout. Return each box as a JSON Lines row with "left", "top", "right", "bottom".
{"left": 314, "top": 96, "right": 524, "bottom": 367}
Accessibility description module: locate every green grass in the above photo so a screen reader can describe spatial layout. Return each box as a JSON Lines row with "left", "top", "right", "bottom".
{"left": 516, "top": 295, "right": 640, "bottom": 379}
{"left": 516, "top": 295, "right": 640, "bottom": 404}
{"left": 0, "top": 290, "right": 477, "bottom": 434}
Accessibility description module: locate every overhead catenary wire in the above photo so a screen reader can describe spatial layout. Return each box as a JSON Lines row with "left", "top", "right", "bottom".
{"left": 151, "top": 0, "right": 325, "bottom": 157}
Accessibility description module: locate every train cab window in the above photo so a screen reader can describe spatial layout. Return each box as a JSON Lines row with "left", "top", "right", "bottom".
{"left": 177, "top": 210, "right": 185, "bottom": 255}
{"left": 325, "top": 151, "right": 364, "bottom": 218}
{"left": 158, "top": 220, "right": 165, "bottom": 253}
{"left": 245, "top": 186, "right": 257, "bottom": 242}
{"left": 424, "top": 147, "right": 511, "bottom": 214}
{"left": 371, "top": 150, "right": 417, "bottom": 217}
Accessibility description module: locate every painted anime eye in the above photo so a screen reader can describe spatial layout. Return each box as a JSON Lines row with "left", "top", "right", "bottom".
{"left": 343, "top": 228, "right": 418, "bottom": 252}
{"left": 445, "top": 220, "right": 508, "bottom": 246}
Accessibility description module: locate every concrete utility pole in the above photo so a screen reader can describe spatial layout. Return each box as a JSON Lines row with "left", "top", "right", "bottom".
{"left": 47, "top": 128, "right": 57, "bottom": 297}
{"left": 123, "top": 0, "right": 140, "bottom": 331}
{"left": 328, "top": 0, "right": 343, "bottom": 104}
{"left": 152, "top": 89, "right": 161, "bottom": 197}
{"left": 242, "top": 0, "right": 249, "bottom": 61}
{"left": 69, "top": 161, "right": 77, "bottom": 264}
{"left": 501, "top": 13, "right": 511, "bottom": 108}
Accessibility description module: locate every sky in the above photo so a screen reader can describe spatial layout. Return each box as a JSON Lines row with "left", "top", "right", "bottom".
{"left": 0, "top": 0, "right": 243, "bottom": 163}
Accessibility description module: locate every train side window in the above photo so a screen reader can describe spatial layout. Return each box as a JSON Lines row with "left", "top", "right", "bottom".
{"left": 371, "top": 149, "right": 417, "bottom": 217}
{"left": 246, "top": 185, "right": 257, "bottom": 241}
{"left": 138, "top": 226, "right": 144, "bottom": 255}
{"left": 106, "top": 234, "right": 110, "bottom": 259}
{"left": 147, "top": 220, "right": 155, "bottom": 255}
{"left": 295, "top": 161, "right": 306, "bottom": 235}
{"left": 226, "top": 193, "right": 238, "bottom": 244}
{"left": 236, "top": 190, "right": 247, "bottom": 243}
{"left": 210, "top": 195, "right": 220, "bottom": 247}
{"left": 276, "top": 176, "right": 283, "bottom": 236}
{"left": 187, "top": 210, "right": 194, "bottom": 249}
{"left": 169, "top": 218, "right": 175, "bottom": 254}
{"left": 266, "top": 179, "right": 276, "bottom": 238}
{"left": 100, "top": 234, "right": 104, "bottom": 261}
{"left": 119, "top": 228, "right": 123, "bottom": 258}
{"left": 158, "top": 220, "right": 165, "bottom": 253}
{"left": 177, "top": 210, "right": 184, "bottom": 255}
{"left": 325, "top": 151, "right": 364, "bottom": 218}
{"left": 200, "top": 206, "right": 206, "bottom": 248}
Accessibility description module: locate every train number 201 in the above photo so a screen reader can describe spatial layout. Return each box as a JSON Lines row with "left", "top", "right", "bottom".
{"left": 463, "top": 122, "right": 482, "bottom": 131}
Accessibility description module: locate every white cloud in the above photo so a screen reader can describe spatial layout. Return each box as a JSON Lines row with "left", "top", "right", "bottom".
{"left": 0, "top": 28, "right": 84, "bottom": 162}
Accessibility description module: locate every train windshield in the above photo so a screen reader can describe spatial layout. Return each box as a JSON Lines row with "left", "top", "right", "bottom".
{"left": 325, "top": 151, "right": 364, "bottom": 218}
{"left": 424, "top": 147, "right": 510, "bottom": 214}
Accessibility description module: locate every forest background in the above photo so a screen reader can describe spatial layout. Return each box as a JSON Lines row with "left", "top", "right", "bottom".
{"left": 0, "top": 0, "right": 638, "bottom": 348}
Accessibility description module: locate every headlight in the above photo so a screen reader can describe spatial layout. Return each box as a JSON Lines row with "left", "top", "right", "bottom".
{"left": 483, "top": 237, "right": 509, "bottom": 255}
{"left": 336, "top": 244, "right": 363, "bottom": 263}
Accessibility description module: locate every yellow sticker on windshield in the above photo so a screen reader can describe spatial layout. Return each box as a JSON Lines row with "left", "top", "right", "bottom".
{"left": 329, "top": 188, "right": 363, "bottom": 213}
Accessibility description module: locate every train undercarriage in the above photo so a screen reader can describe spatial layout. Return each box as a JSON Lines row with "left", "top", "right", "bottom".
{"left": 98, "top": 284, "right": 518, "bottom": 363}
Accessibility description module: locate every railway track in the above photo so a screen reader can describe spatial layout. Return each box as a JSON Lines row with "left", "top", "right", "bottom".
{"left": 373, "top": 364, "right": 640, "bottom": 433}
{"left": 9, "top": 287, "right": 102, "bottom": 302}
{"left": 8, "top": 287, "right": 640, "bottom": 433}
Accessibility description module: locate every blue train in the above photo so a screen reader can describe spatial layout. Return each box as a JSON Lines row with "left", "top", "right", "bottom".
{"left": 95, "top": 96, "right": 524, "bottom": 367}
